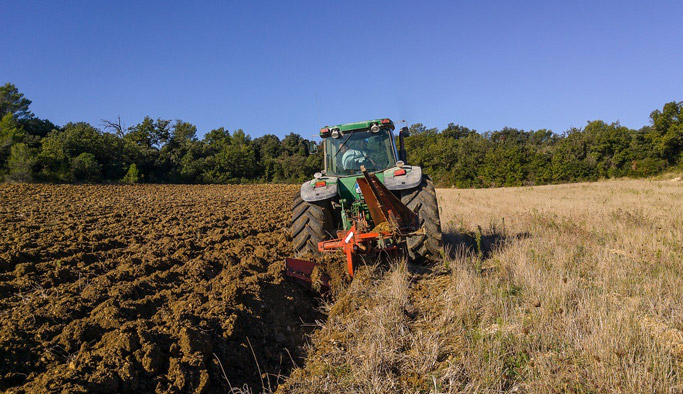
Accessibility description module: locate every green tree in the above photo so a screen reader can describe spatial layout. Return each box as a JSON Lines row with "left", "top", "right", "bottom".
{"left": 0, "top": 113, "right": 25, "bottom": 166}
{"left": 550, "top": 128, "right": 596, "bottom": 182}
{"left": 122, "top": 117, "right": 172, "bottom": 182}
{"left": 479, "top": 143, "right": 528, "bottom": 187}
{"left": 98, "top": 132, "right": 127, "bottom": 180}
{"left": 442, "top": 123, "right": 475, "bottom": 139}
{"left": 408, "top": 123, "right": 438, "bottom": 136}
{"left": 157, "top": 120, "right": 204, "bottom": 182}
{"left": 450, "top": 133, "right": 488, "bottom": 187}
{"left": 168, "top": 120, "right": 198, "bottom": 145}
{"left": 126, "top": 116, "right": 171, "bottom": 148}
{"left": 278, "top": 154, "right": 307, "bottom": 182}
{"left": 6, "top": 143, "right": 35, "bottom": 182}
{"left": 648, "top": 101, "right": 683, "bottom": 165}
{"left": 253, "top": 134, "right": 283, "bottom": 181}
{"left": 253, "top": 134, "right": 282, "bottom": 160}
{"left": 34, "top": 122, "right": 115, "bottom": 182}
{"left": 177, "top": 143, "right": 207, "bottom": 182}
{"left": 583, "top": 121, "right": 633, "bottom": 178}
{"left": 20, "top": 117, "right": 56, "bottom": 139}
{"left": 60, "top": 122, "right": 104, "bottom": 156}
{"left": 71, "top": 152, "right": 102, "bottom": 182}
{"left": 122, "top": 163, "right": 141, "bottom": 184}
{"left": 203, "top": 127, "right": 230, "bottom": 146}
{"left": 202, "top": 128, "right": 257, "bottom": 183}
{"left": 282, "top": 133, "right": 307, "bottom": 156}
{"left": 0, "top": 83, "right": 33, "bottom": 120}
{"left": 36, "top": 129, "right": 70, "bottom": 182}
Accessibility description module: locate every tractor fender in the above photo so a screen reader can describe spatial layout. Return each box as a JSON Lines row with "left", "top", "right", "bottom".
{"left": 300, "top": 178, "right": 338, "bottom": 202}
{"left": 383, "top": 166, "right": 423, "bottom": 191}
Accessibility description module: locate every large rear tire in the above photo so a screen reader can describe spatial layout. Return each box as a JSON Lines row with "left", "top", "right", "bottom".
{"left": 290, "top": 192, "right": 335, "bottom": 256}
{"left": 401, "top": 176, "right": 443, "bottom": 263}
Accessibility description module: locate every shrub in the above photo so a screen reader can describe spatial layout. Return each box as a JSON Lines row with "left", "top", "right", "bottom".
{"left": 7, "top": 143, "right": 34, "bottom": 182}
{"left": 122, "top": 163, "right": 141, "bottom": 184}
{"left": 71, "top": 152, "right": 102, "bottom": 182}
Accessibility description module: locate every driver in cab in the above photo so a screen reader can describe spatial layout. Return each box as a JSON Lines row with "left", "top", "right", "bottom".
{"left": 341, "top": 140, "right": 373, "bottom": 171}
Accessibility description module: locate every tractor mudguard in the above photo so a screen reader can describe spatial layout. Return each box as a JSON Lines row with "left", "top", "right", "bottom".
{"left": 300, "top": 177, "right": 338, "bottom": 202}
{"left": 383, "top": 166, "right": 423, "bottom": 191}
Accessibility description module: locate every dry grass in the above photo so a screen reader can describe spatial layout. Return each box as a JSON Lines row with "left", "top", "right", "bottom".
{"left": 281, "top": 178, "right": 683, "bottom": 393}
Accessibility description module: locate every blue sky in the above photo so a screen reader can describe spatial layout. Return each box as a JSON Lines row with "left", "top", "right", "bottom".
{"left": 2, "top": 1, "right": 682, "bottom": 138}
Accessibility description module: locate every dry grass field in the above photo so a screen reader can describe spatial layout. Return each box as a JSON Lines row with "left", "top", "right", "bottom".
{"left": 282, "top": 178, "right": 683, "bottom": 393}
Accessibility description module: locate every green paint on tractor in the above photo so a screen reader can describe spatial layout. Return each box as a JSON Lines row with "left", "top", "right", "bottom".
{"left": 337, "top": 173, "right": 385, "bottom": 201}
{"left": 320, "top": 118, "right": 395, "bottom": 137}
{"left": 337, "top": 173, "right": 386, "bottom": 230}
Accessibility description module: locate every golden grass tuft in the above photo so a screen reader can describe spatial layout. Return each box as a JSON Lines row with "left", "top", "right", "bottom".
{"left": 282, "top": 178, "right": 683, "bottom": 393}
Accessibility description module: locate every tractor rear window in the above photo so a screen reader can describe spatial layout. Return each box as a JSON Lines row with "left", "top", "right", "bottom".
{"left": 325, "top": 129, "right": 396, "bottom": 176}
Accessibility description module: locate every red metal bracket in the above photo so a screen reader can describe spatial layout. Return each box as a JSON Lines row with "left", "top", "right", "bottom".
{"left": 284, "top": 258, "right": 330, "bottom": 289}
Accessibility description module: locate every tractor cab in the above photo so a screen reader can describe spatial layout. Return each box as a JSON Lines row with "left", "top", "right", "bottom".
{"left": 320, "top": 119, "right": 399, "bottom": 176}
{"left": 302, "top": 118, "right": 421, "bottom": 206}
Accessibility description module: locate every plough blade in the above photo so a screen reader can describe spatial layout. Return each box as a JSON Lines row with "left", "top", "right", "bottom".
{"left": 284, "top": 258, "right": 330, "bottom": 289}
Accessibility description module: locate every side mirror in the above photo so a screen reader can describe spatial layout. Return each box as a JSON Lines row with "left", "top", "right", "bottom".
{"left": 308, "top": 141, "right": 319, "bottom": 154}
{"left": 398, "top": 127, "right": 408, "bottom": 164}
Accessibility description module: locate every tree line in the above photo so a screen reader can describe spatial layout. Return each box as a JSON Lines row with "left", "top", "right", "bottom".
{"left": 1, "top": 82, "right": 681, "bottom": 186}
{"left": 405, "top": 102, "right": 682, "bottom": 187}
{"left": 0, "top": 83, "right": 322, "bottom": 184}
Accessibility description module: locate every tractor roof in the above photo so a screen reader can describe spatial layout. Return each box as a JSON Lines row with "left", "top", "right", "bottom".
{"left": 327, "top": 118, "right": 394, "bottom": 133}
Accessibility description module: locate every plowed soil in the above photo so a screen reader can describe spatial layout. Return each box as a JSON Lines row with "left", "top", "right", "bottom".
{"left": 0, "top": 184, "right": 322, "bottom": 393}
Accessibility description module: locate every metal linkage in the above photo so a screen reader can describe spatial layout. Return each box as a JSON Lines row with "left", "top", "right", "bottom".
{"left": 317, "top": 167, "right": 417, "bottom": 277}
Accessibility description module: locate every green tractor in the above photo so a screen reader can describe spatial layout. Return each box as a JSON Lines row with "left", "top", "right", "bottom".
{"left": 288, "top": 118, "right": 442, "bottom": 279}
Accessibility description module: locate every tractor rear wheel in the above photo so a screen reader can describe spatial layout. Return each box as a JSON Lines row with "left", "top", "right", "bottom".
{"left": 401, "top": 176, "right": 443, "bottom": 263}
{"left": 290, "top": 192, "right": 335, "bottom": 256}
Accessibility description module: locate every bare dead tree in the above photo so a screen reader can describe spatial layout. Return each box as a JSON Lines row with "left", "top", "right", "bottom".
{"left": 101, "top": 116, "right": 125, "bottom": 137}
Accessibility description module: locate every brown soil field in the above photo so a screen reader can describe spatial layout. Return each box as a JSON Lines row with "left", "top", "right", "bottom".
{"left": 0, "top": 184, "right": 322, "bottom": 394}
